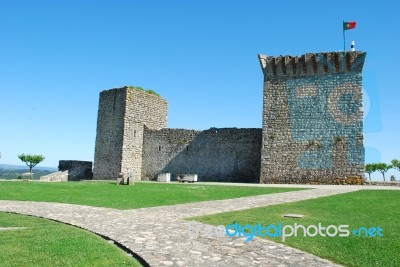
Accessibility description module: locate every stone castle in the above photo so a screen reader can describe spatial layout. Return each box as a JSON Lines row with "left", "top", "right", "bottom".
{"left": 93, "top": 51, "right": 366, "bottom": 184}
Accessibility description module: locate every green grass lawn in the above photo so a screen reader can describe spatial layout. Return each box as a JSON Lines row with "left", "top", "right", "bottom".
{"left": 0, "top": 181, "right": 304, "bottom": 209}
{"left": 0, "top": 212, "right": 141, "bottom": 267}
{"left": 191, "top": 190, "right": 400, "bottom": 267}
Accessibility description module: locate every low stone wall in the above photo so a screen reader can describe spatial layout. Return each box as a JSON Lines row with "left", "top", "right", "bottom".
{"left": 40, "top": 170, "right": 69, "bottom": 182}
{"left": 364, "top": 181, "right": 400, "bottom": 187}
{"left": 58, "top": 160, "right": 93, "bottom": 181}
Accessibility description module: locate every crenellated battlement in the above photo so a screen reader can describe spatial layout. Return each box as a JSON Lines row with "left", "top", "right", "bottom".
{"left": 258, "top": 51, "right": 366, "bottom": 78}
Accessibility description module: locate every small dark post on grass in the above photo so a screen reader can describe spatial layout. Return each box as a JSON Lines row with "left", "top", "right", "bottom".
{"left": 18, "top": 154, "right": 45, "bottom": 180}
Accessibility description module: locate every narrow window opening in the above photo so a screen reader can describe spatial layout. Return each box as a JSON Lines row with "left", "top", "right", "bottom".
{"left": 113, "top": 93, "right": 117, "bottom": 111}
{"left": 186, "top": 146, "right": 189, "bottom": 152}
{"left": 134, "top": 130, "right": 136, "bottom": 137}
{"left": 158, "top": 146, "right": 161, "bottom": 151}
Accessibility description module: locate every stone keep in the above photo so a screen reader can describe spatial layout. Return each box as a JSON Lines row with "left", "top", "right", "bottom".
{"left": 258, "top": 51, "right": 366, "bottom": 183}
{"left": 93, "top": 87, "right": 168, "bottom": 180}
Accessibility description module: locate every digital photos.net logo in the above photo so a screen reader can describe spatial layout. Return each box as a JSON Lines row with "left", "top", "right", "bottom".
{"left": 188, "top": 221, "right": 383, "bottom": 242}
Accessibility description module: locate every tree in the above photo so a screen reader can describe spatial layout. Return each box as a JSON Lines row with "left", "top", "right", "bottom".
{"left": 391, "top": 159, "right": 400, "bottom": 172}
{"left": 17, "top": 154, "right": 45, "bottom": 180}
{"left": 374, "top": 163, "right": 392, "bottom": 181}
{"left": 365, "top": 163, "right": 378, "bottom": 181}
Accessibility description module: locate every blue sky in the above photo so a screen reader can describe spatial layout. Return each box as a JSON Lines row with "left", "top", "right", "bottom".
{"left": 1, "top": 1, "right": 399, "bottom": 180}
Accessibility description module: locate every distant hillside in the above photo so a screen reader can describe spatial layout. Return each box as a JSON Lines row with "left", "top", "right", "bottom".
{"left": 0, "top": 164, "right": 57, "bottom": 171}
{"left": 0, "top": 168, "right": 55, "bottom": 180}
{"left": 0, "top": 164, "right": 57, "bottom": 180}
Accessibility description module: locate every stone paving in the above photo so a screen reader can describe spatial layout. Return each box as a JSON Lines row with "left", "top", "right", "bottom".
{"left": 0, "top": 184, "right": 398, "bottom": 266}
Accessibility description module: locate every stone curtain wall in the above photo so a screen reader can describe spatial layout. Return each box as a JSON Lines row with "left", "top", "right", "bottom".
{"left": 142, "top": 128, "right": 200, "bottom": 180}
{"left": 93, "top": 87, "right": 168, "bottom": 180}
{"left": 258, "top": 52, "right": 366, "bottom": 183}
{"left": 142, "top": 128, "right": 262, "bottom": 183}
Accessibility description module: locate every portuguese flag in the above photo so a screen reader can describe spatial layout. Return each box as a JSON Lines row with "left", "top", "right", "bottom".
{"left": 343, "top": 21, "right": 356, "bottom": 31}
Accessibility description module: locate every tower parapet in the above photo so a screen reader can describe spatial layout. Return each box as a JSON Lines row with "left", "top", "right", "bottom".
{"left": 258, "top": 51, "right": 366, "bottom": 78}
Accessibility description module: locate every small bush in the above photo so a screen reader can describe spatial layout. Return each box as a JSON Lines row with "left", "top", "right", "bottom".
{"left": 128, "top": 86, "right": 161, "bottom": 97}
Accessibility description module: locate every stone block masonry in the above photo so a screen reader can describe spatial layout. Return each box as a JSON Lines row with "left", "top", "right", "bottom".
{"left": 59, "top": 160, "right": 93, "bottom": 181}
{"left": 93, "top": 87, "right": 167, "bottom": 180}
{"left": 40, "top": 170, "right": 69, "bottom": 182}
{"left": 93, "top": 88, "right": 126, "bottom": 179}
{"left": 93, "top": 88, "right": 261, "bottom": 183}
{"left": 41, "top": 160, "right": 92, "bottom": 182}
{"left": 142, "top": 128, "right": 261, "bottom": 182}
{"left": 93, "top": 51, "right": 366, "bottom": 184}
{"left": 258, "top": 51, "right": 366, "bottom": 183}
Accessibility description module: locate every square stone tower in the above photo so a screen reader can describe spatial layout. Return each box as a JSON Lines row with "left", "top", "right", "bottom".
{"left": 93, "top": 87, "right": 168, "bottom": 180}
{"left": 258, "top": 51, "right": 366, "bottom": 183}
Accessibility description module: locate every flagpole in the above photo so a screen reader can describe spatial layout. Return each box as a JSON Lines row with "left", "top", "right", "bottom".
{"left": 343, "top": 20, "right": 346, "bottom": 51}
